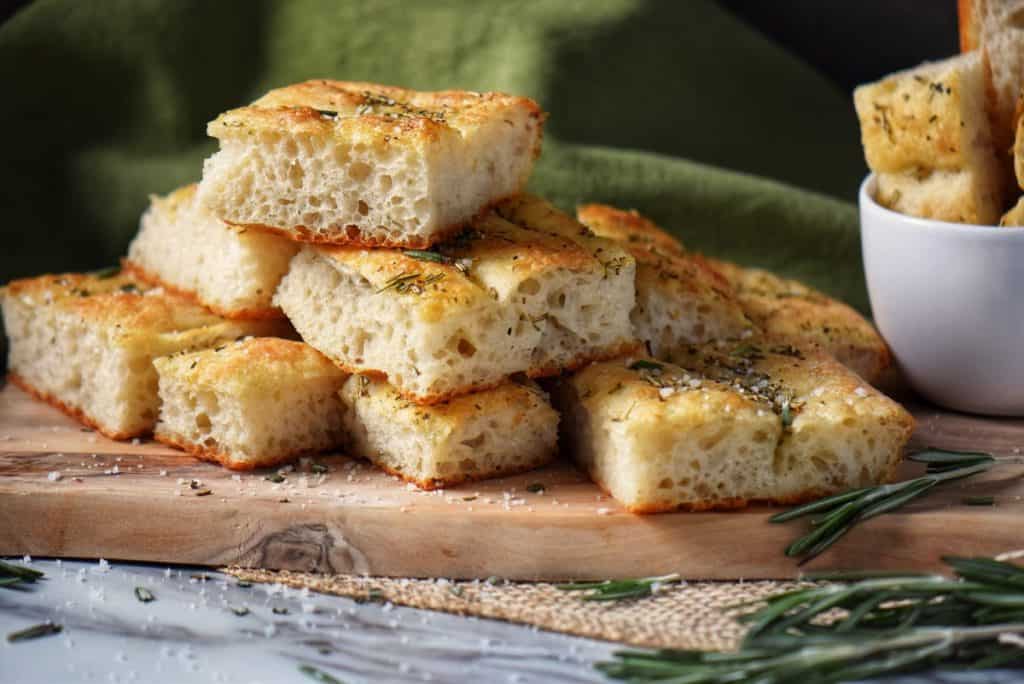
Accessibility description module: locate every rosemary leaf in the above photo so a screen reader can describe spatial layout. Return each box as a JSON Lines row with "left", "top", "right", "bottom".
{"left": 7, "top": 621, "right": 62, "bottom": 643}
{"left": 299, "top": 664, "right": 345, "bottom": 683}
{"left": 557, "top": 574, "right": 680, "bottom": 601}
{"left": 134, "top": 586, "right": 155, "bottom": 603}
{"left": 403, "top": 249, "right": 452, "bottom": 264}
{"left": 627, "top": 360, "right": 663, "bottom": 372}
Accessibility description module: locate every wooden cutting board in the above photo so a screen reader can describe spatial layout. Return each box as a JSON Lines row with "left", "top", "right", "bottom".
{"left": 1, "top": 382, "right": 1022, "bottom": 580}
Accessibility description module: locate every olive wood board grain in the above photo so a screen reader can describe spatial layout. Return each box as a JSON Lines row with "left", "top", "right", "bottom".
{"left": 0, "top": 382, "right": 1022, "bottom": 580}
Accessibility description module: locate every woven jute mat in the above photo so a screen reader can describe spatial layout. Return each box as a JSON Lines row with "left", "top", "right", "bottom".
{"left": 223, "top": 568, "right": 803, "bottom": 651}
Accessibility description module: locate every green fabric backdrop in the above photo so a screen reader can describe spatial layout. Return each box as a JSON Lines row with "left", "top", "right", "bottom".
{"left": 0, "top": 0, "right": 866, "bottom": 311}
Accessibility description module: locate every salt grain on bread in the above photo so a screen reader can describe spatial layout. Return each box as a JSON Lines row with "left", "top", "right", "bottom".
{"left": 553, "top": 346, "right": 913, "bottom": 514}
{"left": 573, "top": 204, "right": 754, "bottom": 357}
{"left": 198, "top": 80, "right": 545, "bottom": 248}
{"left": 1, "top": 272, "right": 288, "bottom": 439}
{"left": 576, "top": 203, "right": 891, "bottom": 384}
{"left": 274, "top": 194, "right": 637, "bottom": 404}
{"left": 339, "top": 375, "right": 558, "bottom": 489}
{"left": 854, "top": 53, "right": 1005, "bottom": 224}
{"left": 154, "top": 338, "right": 348, "bottom": 470}
{"left": 126, "top": 184, "right": 299, "bottom": 319}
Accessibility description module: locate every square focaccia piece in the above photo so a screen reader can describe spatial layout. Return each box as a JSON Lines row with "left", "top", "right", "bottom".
{"left": 554, "top": 345, "right": 913, "bottom": 513}
{"left": 575, "top": 204, "right": 754, "bottom": 356}
{"left": 154, "top": 338, "right": 348, "bottom": 470}
{"left": 126, "top": 185, "right": 299, "bottom": 319}
{"left": 198, "top": 80, "right": 545, "bottom": 248}
{"left": 853, "top": 53, "right": 1004, "bottom": 224}
{"left": 576, "top": 203, "right": 890, "bottom": 384}
{"left": 275, "top": 195, "right": 637, "bottom": 404}
{"left": 1, "top": 271, "right": 289, "bottom": 439}
{"left": 339, "top": 375, "right": 558, "bottom": 489}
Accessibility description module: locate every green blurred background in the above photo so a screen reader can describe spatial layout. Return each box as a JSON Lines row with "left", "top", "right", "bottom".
{"left": 0, "top": 0, "right": 956, "bottom": 314}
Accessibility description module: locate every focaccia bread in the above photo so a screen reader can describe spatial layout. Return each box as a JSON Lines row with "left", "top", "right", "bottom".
{"left": 554, "top": 346, "right": 913, "bottom": 513}
{"left": 1, "top": 271, "right": 288, "bottom": 439}
{"left": 126, "top": 184, "right": 299, "bottom": 319}
{"left": 275, "top": 195, "right": 637, "bottom": 404}
{"left": 705, "top": 260, "right": 891, "bottom": 384}
{"left": 339, "top": 375, "right": 558, "bottom": 489}
{"left": 571, "top": 204, "right": 753, "bottom": 357}
{"left": 854, "top": 53, "right": 1004, "bottom": 224}
{"left": 198, "top": 80, "right": 545, "bottom": 248}
{"left": 959, "top": 0, "right": 1024, "bottom": 153}
{"left": 575, "top": 203, "right": 890, "bottom": 383}
{"left": 154, "top": 338, "right": 348, "bottom": 469}
{"left": 1000, "top": 195, "right": 1024, "bottom": 225}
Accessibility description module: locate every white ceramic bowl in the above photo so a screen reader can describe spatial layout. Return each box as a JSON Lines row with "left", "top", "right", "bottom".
{"left": 860, "top": 174, "right": 1024, "bottom": 416}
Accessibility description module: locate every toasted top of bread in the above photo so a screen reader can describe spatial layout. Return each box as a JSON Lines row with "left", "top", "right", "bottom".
{"left": 959, "top": 1, "right": 1024, "bottom": 137}
{"left": 314, "top": 195, "right": 634, "bottom": 324}
{"left": 2, "top": 271, "right": 232, "bottom": 335}
{"left": 854, "top": 53, "right": 988, "bottom": 174}
{"left": 705, "top": 258, "right": 891, "bottom": 381}
{"left": 155, "top": 337, "right": 345, "bottom": 395}
{"left": 574, "top": 204, "right": 688, "bottom": 258}
{"left": 209, "top": 80, "right": 545, "bottom": 150}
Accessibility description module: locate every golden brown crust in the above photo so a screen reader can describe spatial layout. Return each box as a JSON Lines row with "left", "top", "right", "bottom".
{"left": 372, "top": 454, "right": 556, "bottom": 491}
{"left": 153, "top": 431, "right": 323, "bottom": 472}
{"left": 8, "top": 374, "right": 143, "bottom": 441}
{"left": 209, "top": 80, "right": 546, "bottom": 153}
{"left": 576, "top": 204, "right": 688, "bottom": 257}
{"left": 959, "top": 0, "right": 979, "bottom": 52}
{"left": 121, "top": 260, "right": 284, "bottom": 321}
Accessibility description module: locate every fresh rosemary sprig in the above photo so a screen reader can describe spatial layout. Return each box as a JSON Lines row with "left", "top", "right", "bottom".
{"left": 0, "top": 559, "right": 44, "bottom": 589}
{"left": 557, "top": 574, "right": 681, "bottom": 601}
{"left": 770, "top": 448, "right": 995, "bottom": 564}
{"left": 598, "top": 556, "right": 1024, "bottom": 683}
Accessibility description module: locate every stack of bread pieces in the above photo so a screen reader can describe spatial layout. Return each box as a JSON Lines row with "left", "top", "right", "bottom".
{"left": 854, "top": 0, "right": 1024, "bottom": 226}
{"left": 1, "top": 79, "right": 913, "bottom": 513}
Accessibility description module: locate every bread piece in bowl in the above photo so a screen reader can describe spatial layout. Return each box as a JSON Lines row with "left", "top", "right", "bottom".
{"left": 154, "top": 338, "right": 347, "bottom": 469}
{"left": 1, "top": 271, "right": 288, "bottom": 439}
{"left": 198, "top": 80, "right": 545, "bottom": 248}
{"left": 339, "top": 375, "right": 558, "bottom": 489}
{"left": 854, "top": 53, "right": 1005, "bottom": 224}
{"left": 275, "top": 195, "right": 637, "bottom": 404}
{"left": 575, "top": 203, "right": 890, "bottom": 384}
{"left": 573, "top": 204, "right": 754, "bottom": 357}
{"left": 553, "top": 345, "right": 913, "bottom": 514}
{"left": 126, "top": 185, "right": 299, "bottom": 319}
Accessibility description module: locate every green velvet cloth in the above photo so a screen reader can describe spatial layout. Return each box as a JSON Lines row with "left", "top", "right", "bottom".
{"left": 0, "top": 0, "right": 866, "bottom": 310}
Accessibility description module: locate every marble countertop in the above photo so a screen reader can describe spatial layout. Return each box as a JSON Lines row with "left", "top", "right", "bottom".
{"left": 1, "top": 558, "right": 1019, "bottom": 684}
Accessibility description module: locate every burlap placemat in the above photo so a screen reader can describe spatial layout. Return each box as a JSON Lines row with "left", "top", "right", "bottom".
{"left": 223, "top": 568, "right": 804, "bottom": 651}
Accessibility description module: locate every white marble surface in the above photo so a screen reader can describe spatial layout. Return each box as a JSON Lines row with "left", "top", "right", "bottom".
{"left": 1, "top": 558, "right": 1019, "bottom": 684}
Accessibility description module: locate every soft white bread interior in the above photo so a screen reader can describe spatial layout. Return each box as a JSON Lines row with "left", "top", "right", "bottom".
{"left": 575, "top": 203, "right": 890, "bottom": 384}
{"left": 275, "top": 195, "right": 637, "bottom": 404}
{"left": 575, "top": 204, "right": 754, "bottom": 357}
{"left": 154, "top": 338, "right": 348, "bottom": 469}
{"left": 959, "top": 0, "right": 1024, "bottom": 151}
{"left": 1, "top": 271, "right": 288, "bottom": 439}
{"left": 126, "top": 184, "right": 299, "bottom": 319}
{"left": 198, "top": 80, "right": 545, "bottom": 248}
{"left": 854, "top": 53, "right": 1005, "bottom": 224}
{"left": 339, "top": 374, "right": 558, "bottom": 489}
{"left": 554, "top": 345, "right": 913, "bottom": 514}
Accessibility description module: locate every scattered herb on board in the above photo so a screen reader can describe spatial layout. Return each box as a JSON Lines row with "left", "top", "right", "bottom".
{"left": 964, "top": 495, "right": 995, "bottom": 506}
{"left": 525, "top": 483, "right": 546, "bottom": 494}
{"left": 272, "top": 606, "right": 289, "bottom": 615}
{"left": 0, "top": 559, "right": 44, "bottom": 589}
{"left": 228, "top": 605, "right": 249, "bottom": 617}
{"left": 265, "top": 473, "right": 286, "bottom": 483}
{"left": 770, "top": 448, "right": 995, "bottom": 564}
{"left": 300, "top": 664, "right": 345, "bottom": 684}
{"left": 557, "top": 574, "right": 681, "bottom": 602}
{"left": 134, "top": 586, "right": 155, "bottom": 603}
{"left": 596, "top": 555, "right": 1024, "bottom": 682}
{"left": 310, "top": 463, "right": 328, "bottom": 475}
{"left": 7, "top": 622, "right": 62, "bottom": 643}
